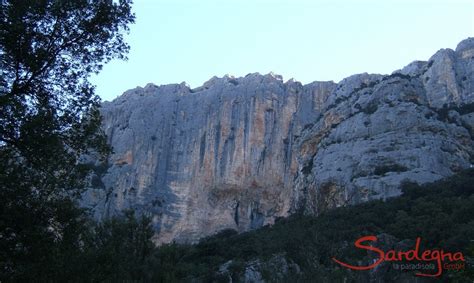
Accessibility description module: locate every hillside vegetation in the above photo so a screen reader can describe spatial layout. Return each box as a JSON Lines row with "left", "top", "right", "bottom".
{"left": 145, "top": 169, "right": 474, "bottom": 282}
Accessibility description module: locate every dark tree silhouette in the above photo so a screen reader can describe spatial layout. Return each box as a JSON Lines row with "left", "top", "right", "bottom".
{"left": 0, "top": 0, "right": 135, "bottom": 280}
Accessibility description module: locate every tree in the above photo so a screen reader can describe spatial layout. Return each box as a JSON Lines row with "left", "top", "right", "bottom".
{"left": 84, "top": 211, "right": 155, "bottom": 281}
{"left": 0, "top": 0, "right": 134, "bottom": 280}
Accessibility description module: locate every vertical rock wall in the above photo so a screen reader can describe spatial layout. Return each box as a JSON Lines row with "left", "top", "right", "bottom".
{"left": 84, "top": 38, "right": 474, "bottom": 243}
{"left": 85, "top": 73, "right": 335, "bottom": 243}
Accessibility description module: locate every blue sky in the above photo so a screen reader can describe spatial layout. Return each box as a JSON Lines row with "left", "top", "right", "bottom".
{"left": 92, "top": 0, "right": 474, "bottom": 101}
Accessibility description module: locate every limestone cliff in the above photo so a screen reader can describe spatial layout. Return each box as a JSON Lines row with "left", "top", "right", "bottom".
{"left": 85, "top": 73, "right": 336, "bottom": 243}
{"left": 83, "top": 38, "right": 474, "bottom": 244}
{"left": 293, "top": 38, "right": 474, "bottom": 214}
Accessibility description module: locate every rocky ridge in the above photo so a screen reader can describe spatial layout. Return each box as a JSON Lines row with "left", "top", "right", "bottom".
{"left": 83, "top": 38, "right": 474, "bottom": 244}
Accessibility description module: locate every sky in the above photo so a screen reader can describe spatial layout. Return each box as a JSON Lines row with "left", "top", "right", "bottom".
{"left": 91, "top": 0, "right": 474, "bottom": 102}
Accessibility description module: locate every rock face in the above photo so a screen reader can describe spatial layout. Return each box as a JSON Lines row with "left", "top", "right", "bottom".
{"left": 293, "top": 38, "right": 474, "bottom": 214}
{"left": 84, "top": 38, "right": 474, "bottom": 244}
{"left": 217, "top": 254, "right": 301, "bottom": 282}
{"left": 85, "top": 73, "right": 336, "bottom": 243}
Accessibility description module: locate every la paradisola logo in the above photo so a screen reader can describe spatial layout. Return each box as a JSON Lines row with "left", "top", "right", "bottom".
{"left": 332, "top": 235, "right": 466, "bottom": 277}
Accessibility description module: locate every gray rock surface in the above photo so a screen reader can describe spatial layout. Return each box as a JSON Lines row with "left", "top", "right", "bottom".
{"left": 84, "top": 72, "right": 336, "bottom": 243}
{"left": 293, "top": 38, "right": 474, "bottom": 214}
{"left": 83, "top": 38, "right": 474, "bottom": 244}
{"left": 217, "top": 254, "right": 300, "bottom": 283}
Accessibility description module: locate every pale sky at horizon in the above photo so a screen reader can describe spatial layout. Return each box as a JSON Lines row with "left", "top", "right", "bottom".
{"left": 92, "top": 0, "right": 474, "bottom": 102}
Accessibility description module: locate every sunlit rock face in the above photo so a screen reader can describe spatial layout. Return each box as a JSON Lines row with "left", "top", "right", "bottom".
{"left": 84, "top": 38, "right": 474, "bottom": 244}
{"left": 85, "top": 72, "right": 336, "bottom": 243}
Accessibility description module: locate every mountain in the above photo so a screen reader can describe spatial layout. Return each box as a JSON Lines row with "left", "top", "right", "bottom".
{"left": 83, "top": 38, "right": 474, "bottom": 244}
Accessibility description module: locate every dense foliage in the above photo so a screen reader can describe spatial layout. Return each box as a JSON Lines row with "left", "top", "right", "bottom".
{"left": 5, "top": 168, "right": 468, "bottom": 281}
{"left": 0, "top": 0, "right": 135, "bottom": 280}
{"left": 2, "top": 211, "right": 155, "bottom": 281}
